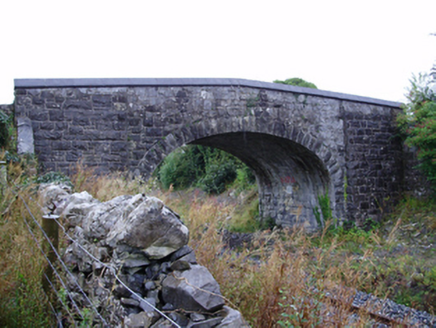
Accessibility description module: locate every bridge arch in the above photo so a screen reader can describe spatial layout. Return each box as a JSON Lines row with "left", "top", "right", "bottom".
{"left": 13, "top": 78, "right": 404, "bottom": 229}
{"left": 138, "top": 117, "right": 343, "bottom": 229}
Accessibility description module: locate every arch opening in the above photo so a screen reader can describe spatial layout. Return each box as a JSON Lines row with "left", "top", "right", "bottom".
{"left": 190, "top": 132, "right": 332, "bottom": 229}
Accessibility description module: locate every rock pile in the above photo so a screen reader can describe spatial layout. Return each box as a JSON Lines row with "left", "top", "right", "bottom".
{"left": 40, "top": 184, "right": 248, "bottom": 327}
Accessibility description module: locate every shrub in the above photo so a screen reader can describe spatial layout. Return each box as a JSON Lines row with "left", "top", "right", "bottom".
{"left": 199, "top": 161, "right": 237, "bottom": 194}
{"left": 156, "top": 145, "right": 255, "bottom": 194}
{"left": 397, "top": 73, "right": 436, "bottom": 187}
{"left": 35, "top": 171, "right": 73, "bottom": 188}
{"left": 157, "top": 148, "right": 202, "bottom": 190}
{"left": 232, "top": 165, "right": 256, "bottom": 192}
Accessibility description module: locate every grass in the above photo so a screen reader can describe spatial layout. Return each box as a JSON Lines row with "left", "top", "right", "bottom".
{"left": 0, "top": 160, "right": 53, "bottom": 327}
{"left": 157, "top": 188, "right": 436, "bottom": 325}
{"left": 1, "top": 160, "right": 436, "bottom": 327}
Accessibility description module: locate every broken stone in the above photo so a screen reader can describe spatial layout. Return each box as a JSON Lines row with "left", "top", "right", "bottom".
{"left": 47, "top": 185, "right": 247, "bottom": 327}
{"left": 39, "top": 183, "right": 72, "bottom": 214}
{"left": 146, "top": 289, "right": 159, "bottom": 302}
{"left": 144, "top": 281, "right": 156, "bottom": 291}
{"left": 178, "top": 251, "right": 197, "bottom": 264}
{"left": 121, "top": 252, "right": 150, "bottom": 268}
{"left": 189, "top": 317, "right": 223, "bottom": 328}
{"left": 170, "top": 245, "right": 194, "bottom": 261}
{"left": 61, "top": 191, "right": 100, "bottom": 227}
{"left": 216, "top": 306, "right": 250, "bottom": 328}
{"left": 106, "top": 197, "right": 189, "bottom": 259}
{"left": 190, "top": 313, "right": 206, "bottom": 322}
{"left": 168, "top": 312, "right": 190, "bottom": 327}
{"left": 170, "top": 259, "right": 191, "bottom": 271}
{"left": 132, "top": 294, "right": 157, "bottom": 313}
{"left": 124, "top": 311, "right": 155, "bottom": 328}
{"left": 150, "top": 318, "right": 175, "bottom": 328}
{"left": 161, "top": 303, "right": 175, "bottom": 311}
{"left": 113, "top": 284, "right": 131, "bottom": 298}
{"left": 162, "top": 265, "right": 225, "bottom": 312}
{"left": 121, "top": 297, "right": 140, "bottom": 307}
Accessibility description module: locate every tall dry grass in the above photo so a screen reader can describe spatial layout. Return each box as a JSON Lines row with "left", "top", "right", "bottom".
{"left": 0, "top": 161, "right": 53, "bottom": 327}
{"left": 65, "top": 166, "right": 384, "bottom": 327}
{"left": 2, "top": 161, "right": 432, "bottom": 327}
{"left": 155, "top": 191, "right": 376, "bottom": 327}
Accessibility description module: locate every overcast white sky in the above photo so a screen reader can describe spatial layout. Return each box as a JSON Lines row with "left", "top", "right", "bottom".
{"left": 1, "top": 0, "right": 435, "bottom": 105}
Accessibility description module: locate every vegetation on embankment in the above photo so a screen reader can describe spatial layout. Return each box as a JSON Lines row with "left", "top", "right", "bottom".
{"left": 1, "top": 157, "right": 436, "bottom": 327}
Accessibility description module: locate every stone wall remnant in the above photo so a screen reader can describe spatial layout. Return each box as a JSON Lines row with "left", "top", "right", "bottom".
{"left": 40, "top": 183, "right": 248, "bottom": 327}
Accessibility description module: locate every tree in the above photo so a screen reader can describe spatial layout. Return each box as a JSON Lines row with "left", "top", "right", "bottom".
{"left": 273, "top": 77, "right": 317, "bottom": 89}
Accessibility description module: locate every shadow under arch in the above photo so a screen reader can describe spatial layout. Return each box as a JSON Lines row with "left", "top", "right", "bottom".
{"left": 138, "top": 118, "right": 342, "bottom": 230}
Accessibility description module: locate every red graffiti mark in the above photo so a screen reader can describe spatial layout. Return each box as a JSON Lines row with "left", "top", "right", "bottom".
{"left": 280, "top": 176, "right": 296, "bottom": 184}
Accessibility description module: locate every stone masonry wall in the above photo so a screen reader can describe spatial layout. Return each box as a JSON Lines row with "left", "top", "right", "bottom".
{"left": 13, "top": 78, "right": 404, "bottom": 228}
{"left": 342, "top": 101, "right": 403, "bottom": 225}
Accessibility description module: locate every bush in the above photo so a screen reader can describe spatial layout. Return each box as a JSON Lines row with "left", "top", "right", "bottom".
{"left": 35, "top": 171, "right": 73, "bottom": 188}
{"left": 157, "top": 147, "right": 203, "bottom": 190}
{"left": 156, "top": 145, "right": 255, "bottom": 194}
{"left": 233, "top": 165, "right": 256, "bottom": 192}
{"left": 199, "top": 161, "right": 237, "bottom": 194}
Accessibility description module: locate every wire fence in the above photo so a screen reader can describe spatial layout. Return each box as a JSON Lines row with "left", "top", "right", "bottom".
{"left": 6, "top": 182, "right": 182, "bottom": 328}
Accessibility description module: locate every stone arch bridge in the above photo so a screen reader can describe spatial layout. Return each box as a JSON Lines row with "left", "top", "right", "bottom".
{"left": 13, "top": 78, "right": 406, "bottom": 229}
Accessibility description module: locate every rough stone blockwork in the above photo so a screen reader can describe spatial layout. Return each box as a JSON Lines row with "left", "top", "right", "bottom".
{"left": 14, "top": 78, "right": 411, "bottom": 228}
{"left": 342, "top": 102, "right": 404, "bottom": 225}
{"left": 40, "top": 183, "right": 249, "bottom": 328}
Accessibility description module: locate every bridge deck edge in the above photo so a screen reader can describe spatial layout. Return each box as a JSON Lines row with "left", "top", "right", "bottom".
{"left": 14, "top": 78, "right": 402, "bottom": 108}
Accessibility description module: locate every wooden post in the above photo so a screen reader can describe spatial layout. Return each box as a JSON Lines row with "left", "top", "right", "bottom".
{"left": 42, "top": 214, "right": 60, "bottom": 297}
{"left": 0, "top": 161, "right": 6, "bottom": 196}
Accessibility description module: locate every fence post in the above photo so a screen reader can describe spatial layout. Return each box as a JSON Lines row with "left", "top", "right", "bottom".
{"left": 0, "top": 161, "right": 6, "bottom": 196}
{"left": 42, "top": 214, "right": 60, "bottom": 297}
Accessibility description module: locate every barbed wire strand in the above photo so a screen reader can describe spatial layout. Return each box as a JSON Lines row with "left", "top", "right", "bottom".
{"left": 16, "top": 188, "right": 91, "bottom": 322}
{"left": 43, "top": 271, "right": 74, "bottom": 328}
{"left": 20, "top": 212, "right": 73, "bottom": 327}
{"left": 9, "top": 184, "right": 109, "bottom": 326}
{"left": 16, "top": 187, "right": 109, "bottom": 326}
{"left": 21, "top": 209, "right": 85, "bottom": 321}
{"left": 19, "top": 207, "right": 71, "bottom": 328}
